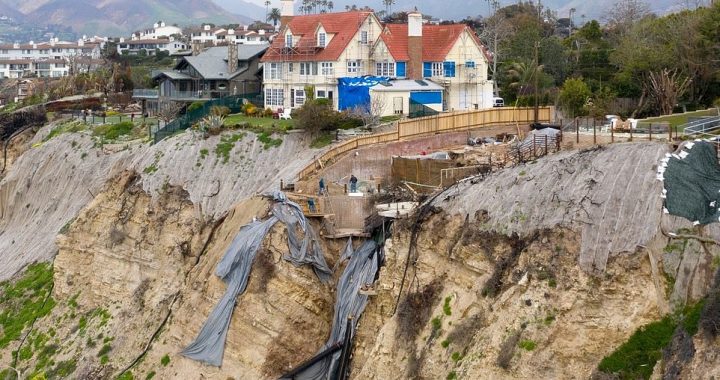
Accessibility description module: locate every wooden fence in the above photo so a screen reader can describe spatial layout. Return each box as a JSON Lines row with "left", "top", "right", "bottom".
{"left": 297, "top": 107, "right": 552, "bottom": 181}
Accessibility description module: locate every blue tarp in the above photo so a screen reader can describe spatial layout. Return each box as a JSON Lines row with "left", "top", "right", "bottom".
{"left": 338, "top": 76, "right": 390, "bottom": 111}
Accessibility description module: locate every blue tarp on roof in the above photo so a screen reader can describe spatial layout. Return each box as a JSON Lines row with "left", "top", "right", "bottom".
{"left": 338, "top": 76, "right": 390, "bottom": 111}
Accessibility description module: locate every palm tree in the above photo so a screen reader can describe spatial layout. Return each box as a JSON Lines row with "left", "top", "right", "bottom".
{"left": 505, "top": 61, "right": 544, "bottom": 99}
{"left": 327, "top": 1, "right": 334, "bottom": 11}
{"left": 265, "top": 0, "right": 271, "bottom": 19}
{"left": 383, "top": 0, "right": 395, "bottom": 15}
{"left": 267, "top": 8, "right": 282, "bottom": 27}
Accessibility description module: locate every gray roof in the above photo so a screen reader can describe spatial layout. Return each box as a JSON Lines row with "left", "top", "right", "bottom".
{"left": 152, "top": 70, "right": 193, "bottom": 80}
{"left": 180, "top": 44, "right": 268, "bottom": 80}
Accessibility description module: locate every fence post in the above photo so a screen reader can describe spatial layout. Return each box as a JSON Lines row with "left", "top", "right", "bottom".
{"left": 545, "top": 135, "right": 548, "bottom": 155}
{"left": 629, "top": 125, "right": 633, "bottom": 142}
{"left": 668, "top": 123, "right": 673, "bottom": 141}
{"left": 649, "top": 123, "right": 652, "bottom": 141}
{"left": 533, "top": 138, "right": 536, "bottom": 158}
{"left": 575, "top": 118, "right": 579, "bottom": 144}
{"left": 593, "top": 119, "right": 597, "bottom": 145}
{"left": 611, "top": 122, "right": 614, "bottom": 143}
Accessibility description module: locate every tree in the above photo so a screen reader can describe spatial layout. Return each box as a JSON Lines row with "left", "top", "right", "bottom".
{"left": 478, "top": 0, "right": 512, "bottom": 94}
{"left": 646, "top": 69, "right": 692, "bottom": 115}
{"left": 265, "top": 0, "right": 271, "bottom": 19}
{"left": 267, "top": 8, "right": 281, "bottom": 27}
{"left": 606, "top": 0, "right": 651, "bottom": 36}
{"left": 383, "top": 0, "right": 395, "bottom": 15}
{"left": 559, "top": 78, "right": 591, "bottom": 118}
{"left": 350, "top": 95, "right": 387, "bottom": 126}
{"left": 156, "top": 100, "right": 184, "bottom": 124}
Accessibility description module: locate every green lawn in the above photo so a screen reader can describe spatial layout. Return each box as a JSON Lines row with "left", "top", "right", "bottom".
{"left": 224, "top": 114, "right": 295, "bottom": 131}
{"left": 642, "top": 108, "right": 720, "bottom": 131}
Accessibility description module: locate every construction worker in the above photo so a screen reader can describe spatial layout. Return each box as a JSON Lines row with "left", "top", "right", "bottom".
{"left": 319, "top": 178, "right": 326, "bottom": 195}
{"left": 350, "top": 174, "right": 358, "bottom": 193}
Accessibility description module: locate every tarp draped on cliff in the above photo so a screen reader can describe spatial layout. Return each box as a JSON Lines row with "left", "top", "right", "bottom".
{"left": 659, "top": 141, "right": 720, "bottom": 225}
{"left": 182, "top": 192, "right": 332, "bottom": 366}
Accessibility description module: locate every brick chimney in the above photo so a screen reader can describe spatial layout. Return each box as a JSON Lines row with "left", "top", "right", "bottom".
{"left": 227, "top": 42, "right": 238, "bottom": 73}
{"left": 280, "top": 0, "right": 294, "bottom": 29}
{"left": 192, "top": 41, "right": 202, "bottom": 56}
{"left": 407, "top": 11, "right": 423, "bottom": 80}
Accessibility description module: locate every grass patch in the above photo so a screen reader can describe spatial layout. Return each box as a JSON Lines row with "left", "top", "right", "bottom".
{"left": 443, "top": 296, "right": 452, "bottom": 316}
{"left": 441, "top": 338, "right": 451, "bottom": 348}
{"left": 451, "top": 351, "right": 463, "bottom": 362}
{"left": 446, "top": 371, "right": 457, "bottom": 380}
{"left": 117, "top": 371, "right": 133, "bottom": 380}
{"left": 161, "top": 354, "right": 171, "bottom": 366}
{"left": 43, "top": 120, "right": 88, "bottom": 142}
{"left": 145, "top": 371, "right": 156, "bottom": 380}
{"left": 224, "top": 114, "right": 294, "bottom": 131}
{"left": 642, "top": 108, "right": 720, "bottom": 130}
{"left": 310, "top": 132, "right": 334, "bottom": 149}
{"left": 98, "top": 343, "right": 112, "bottom": 357}
{"left": 215, "top": 133, "right": 246, "bottom": 163}
{"left": 0, "top": 263, "right": 56, "bottom": 349}
{"left": 258, "top": 132, "right": 282, "bottom": 149}
{"left": 598, "top": 315, "right": 676, "bottom": 379}
{"left": 92, "top": 121, "right": 136, "bottom": 141}
{"left": 518, "top": 339, "right": 537, "bottom": 351}
{"left": 380, "top": 115, "right": 402, "bottom": 123}
{"left": 199, "top": 148, "right": 209, "bottom": 159}
{"left": 431, "top": 316, "right": 442, "bottom": 332}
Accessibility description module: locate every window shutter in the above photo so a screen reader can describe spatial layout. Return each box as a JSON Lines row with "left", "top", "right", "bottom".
{"left": 396, "top": 62, "right": 406, "bottom": 77}
{"left": 443, "top": 62, "right": 455, "bottom": 77}
{"left": 423, "top": 62, "right": 431, "bottom": 78}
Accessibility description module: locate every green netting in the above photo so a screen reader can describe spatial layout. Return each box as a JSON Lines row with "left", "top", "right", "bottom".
{"left": 661, "top": 141, "right": 720, "bottom": 225}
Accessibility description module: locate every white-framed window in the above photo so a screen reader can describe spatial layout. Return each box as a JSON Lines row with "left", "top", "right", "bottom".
{"left": 376, "top": 61, "right": 395, "bottom": 77}
{"left": 300, "top": 62, "right": 317, "bottom": 76}
{"left": 265, "top": 62, "right": 283, "bottom": 80}
{"left": 316, "top": 90, "right": 327, "bottom": 98}
{"left": 265, "top": 88, "right": 284, "bottom": 106}
{"left": 347, "top": 60, "right": 360, "bottom": 74}
{"left": 285, "top": 34, "right": 293, "bottom": 48}
{"left": 294, "top": 89, "right": 305, "bottom": 106}
{"left": 321, "top": 62, "right": 333, "bottom": 75}
{"left": 432, "top": 62, "right": 443, "bottom": 77}
{"left": 318, "top": 32, "right": 326, "bottom": 47}
{"left": 360, "top": 31, "right": 368, "bottom": 44}
{"left": 288, "top": 63, "right": 294, "bottom": 73}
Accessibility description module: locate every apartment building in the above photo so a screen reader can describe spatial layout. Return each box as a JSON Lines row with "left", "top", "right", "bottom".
{"left": 0, "top": 38, "right": 103, "bottom": 61}
{"left": 132, "top": 21, "right": 183, "bottom": 40}
{"left": 116, "top": 37, "right": 188, "bottom": 56}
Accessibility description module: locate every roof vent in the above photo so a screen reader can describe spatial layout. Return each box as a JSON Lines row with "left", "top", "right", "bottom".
{"left": 415, "top": 80, "right": 428, "bottom": 86}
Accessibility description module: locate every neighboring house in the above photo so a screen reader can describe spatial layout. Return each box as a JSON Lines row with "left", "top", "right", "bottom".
{"left": 0, "top": 38, "right": 103, "bottom": 61}
{"left": 260, "top": 2, "right": 493, "bottom": 115}
{"left": 132, "top": 21, "right": 183, "bottom": 40}
{"left": 371, "top": 12, "right": 494, "bottom": 113}
{"left": 261, "top": 5, "right": 384, "bottom": 111}
{"left": 217, "top": 28, "right": 277, "bottom": 45}
{"left": 0, "top": 57, "right": 101, "bottom": 79}
{"left": 134, "top": 43, "right": 268, "bottom": 105}
{"left": 116, "top": 37, "right": 188, "bottom": 56}
{"left": 189, "top": 25, "right": 227, "bottom": 46}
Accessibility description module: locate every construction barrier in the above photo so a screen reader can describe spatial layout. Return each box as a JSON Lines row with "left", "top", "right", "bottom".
{"left": 297, "top": 107, "right": 552, "bottom": 181}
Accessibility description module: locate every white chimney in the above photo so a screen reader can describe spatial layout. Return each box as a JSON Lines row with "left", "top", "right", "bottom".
{"left": 13, "top": 43, "right": 19, "bottom": 49}
{"left": 29, "top": 40, "right": 34, "bottom": 45}
{"left": 408, "top": 11, "right": 422, "bottom": 37}
{"left": 160, "top": 21, "right": 166, "bottom": 27}
{"left": 204, "top": 24, "right": 211, "bottom": 31}
{"left": 228, "top": 29, "right": 235, "bottom": 35}
{"left": 281, "top": 0, "right": 294, "bottom": 27}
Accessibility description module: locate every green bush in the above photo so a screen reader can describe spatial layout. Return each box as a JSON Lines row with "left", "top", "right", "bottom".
{"left": 93, "top": 121, "right": 135, "bottom": 141}
{"left": 187, "top": 101, "right": 205, "bottom": 113}
{"left": 518, "top": 339, "right": 537, "bottom": 351}
{"left": 161, "top": 354, "right": 170, "bottom": 366}
{"left": 210, "top": 106, "right": 231, "bottom": 117}
{"left": 598, "top": 316, "right": 675, "bottom": 379}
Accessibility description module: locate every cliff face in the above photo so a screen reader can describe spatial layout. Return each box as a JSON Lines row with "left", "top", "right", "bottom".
{"left": 1, "top": 126, "right": 719, "bottom": 380}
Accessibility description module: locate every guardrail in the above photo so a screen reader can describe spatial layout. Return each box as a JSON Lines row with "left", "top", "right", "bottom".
{"left": 683, "top": 116, "right": 720, "bottom": 136}
{"left": 297, "top": 106, "right": 552, "bottom": 181}
{"left": 132, "top": 89, "right": 159, "bottom": 98}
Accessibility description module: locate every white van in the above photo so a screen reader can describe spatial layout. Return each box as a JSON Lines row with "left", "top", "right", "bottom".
{"left": 493, "top": 97, "right": 504, "bottom": 107}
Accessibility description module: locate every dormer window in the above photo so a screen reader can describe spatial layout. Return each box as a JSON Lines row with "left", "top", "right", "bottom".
{"left": 318, "top": 32, "right": 326, "bottom": 48}
{"left": 360, "top": 31, "right": 368, "bottom": 44}
{"left": 285, "top": 34, "right": 293, "bottom": 48}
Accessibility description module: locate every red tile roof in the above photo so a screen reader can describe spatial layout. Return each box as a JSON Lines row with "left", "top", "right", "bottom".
{"left": 261, "top": 11, "right": 373, "bottom": 62}
{"left": 380, "top": 24, "right": 490, "bottom": 62}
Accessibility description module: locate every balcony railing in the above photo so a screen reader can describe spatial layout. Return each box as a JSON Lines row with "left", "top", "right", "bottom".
{"left": 132, "top": 89, "right": 159, "bottom": 98}
{"left": 133, "top": 89, "right": 232, "bottom": 100}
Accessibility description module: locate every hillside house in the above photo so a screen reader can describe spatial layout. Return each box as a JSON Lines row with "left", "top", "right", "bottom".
{"left": 260, "top": 2, "right": 493, "bottom": 115}
{"left": 116, "top": 37, "right": 188, "bottom": 56}
{"left": 189, "top": 25, "right": 227, "bottom": 46}
{"left": 134, "top": 43, "right": 268, "bottom": 105}
{"left": 132, "top": 21, "right": 183, "bottom": 40}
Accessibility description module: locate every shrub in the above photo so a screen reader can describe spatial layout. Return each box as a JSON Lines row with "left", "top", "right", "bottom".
{"left": 93, "top": 121, "right": 135, "bottom": 141}
{"left": 161, "top": 354, "right": 170, "bottom": 366}
{"left": 598, "top": 315, "right": 675, "bottom": 379}
{"left": 293, "top": 99, "right": 340, "bottom": 134}
{"left": 210, "top": 106, "right": 231, "bottom": 117}
{"left": 263, "top": 107, "right": 274, "bottom": 117}
{"left": 242, "top": 103, "right": 258, "bottom": 116}
{"left": 518, "top": 339, "right": 537, "bottom": 351}
{"left": 187, "top": 101, "right": 205, "bottom": 113}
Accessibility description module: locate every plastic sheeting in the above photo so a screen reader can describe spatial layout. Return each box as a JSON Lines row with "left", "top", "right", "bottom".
{"left": 289, "top": 239, "right": 382, "bottom": 380}
{"left": 182, "top": 192, "right": 332, "bottom": 366}
{"left": 660, "top": 141, "right": 720, "bottom": 225}
{"left": 338, "top": 76, "right": 390, "bottom": 111}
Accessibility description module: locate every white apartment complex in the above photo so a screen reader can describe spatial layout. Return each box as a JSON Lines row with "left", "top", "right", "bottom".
{"left": 132, "top": 21, "right": 183, "bottom": 40}
{"left": 0, "top": 38, "right": 104, "bottom": 79}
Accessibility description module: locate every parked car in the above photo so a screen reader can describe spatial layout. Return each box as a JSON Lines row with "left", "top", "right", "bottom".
{"left": 493, "top": 97, "right": 504, "bottom": 107}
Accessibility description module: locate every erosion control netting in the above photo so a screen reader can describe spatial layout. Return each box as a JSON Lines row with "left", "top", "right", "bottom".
{"left": 659, "top": 141, "right": 720, "bottom": 225}
{"left": 182, "top": 192, "right": 332, "bottom": 366}
{"left": 287, "top": 238, "right": 382, "bottom": 380}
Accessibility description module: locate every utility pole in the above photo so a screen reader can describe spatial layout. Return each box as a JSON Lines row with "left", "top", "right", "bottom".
{"left": 534, "top": 40, "right": 540, "bottom": 124}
